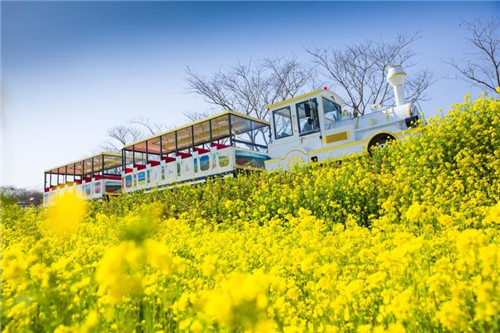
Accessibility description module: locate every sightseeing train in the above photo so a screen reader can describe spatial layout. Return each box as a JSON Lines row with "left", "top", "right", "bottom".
{"left": 43, "top": 66, "right": 420, "bottom": 205}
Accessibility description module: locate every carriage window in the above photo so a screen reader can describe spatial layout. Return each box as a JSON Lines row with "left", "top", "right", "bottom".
{"left": 296, "top": 99, "right": 320, "bottom": 134}
{"left": 273, "top": 107, "right": 293, "bottom": 139}
{"left": 322, "top": 98, "right": 342, "bottom": 130}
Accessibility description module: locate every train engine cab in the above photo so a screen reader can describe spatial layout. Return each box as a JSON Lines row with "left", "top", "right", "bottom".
{"left": 43, "top": 152, "right": 123, "bottom": 206}
{"left": 265, "top": 65, "right": 419, "bottom": 170}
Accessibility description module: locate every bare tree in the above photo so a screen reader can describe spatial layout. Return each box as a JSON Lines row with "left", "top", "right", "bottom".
{"left": 183, "top": 110, "right": 214, "bottom": 122}
{"left": 447, "top": 18, "right": 499, "bottom": 94}
{"left": 100, "top": 125, "right": 144, "bottom": 153}
{"left": 307, "top": 33, "right": 436, "bottom": 115}
{"left": 1, "top": 186, "right": 43, "bottom": 207}
{"left": 98, "top": 115, "right": 169, "bottom": 154}
{"left": 185, "top": 57, "right": 315, "bottom": 148}
{"left": 185, "top": 56, "right": 316, "bottom": 121}
{"left": 262, "top": 56, "right": 320, "bottom": 102}
{"left": 129, "top": 116, "right": 167, "bottom": 136}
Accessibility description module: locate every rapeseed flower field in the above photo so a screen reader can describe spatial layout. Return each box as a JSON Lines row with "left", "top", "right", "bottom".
{"left": 1, "top": 94, "right": 500, "bottom": 332}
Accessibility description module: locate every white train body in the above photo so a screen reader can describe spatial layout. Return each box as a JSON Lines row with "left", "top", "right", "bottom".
{"left": 43, "top": 66, "right": 420, "bottom": 205}
{"left": 121, "top": 146, "right": 268, "bottom": 193}
{"left": 265, "top": 88, "right": 417, "bottom": 171}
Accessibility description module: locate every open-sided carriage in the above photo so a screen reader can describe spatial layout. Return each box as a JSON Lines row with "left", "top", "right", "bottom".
{"left": 43, "top": 153, "right": 123, "bottom": 205}
{"left": 121, "top": 111, "right": 269, "bottom": 192}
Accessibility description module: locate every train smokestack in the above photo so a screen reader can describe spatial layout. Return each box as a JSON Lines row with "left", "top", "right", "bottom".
{"left": 387, "top": 65, "right": 407, "bottom": 106}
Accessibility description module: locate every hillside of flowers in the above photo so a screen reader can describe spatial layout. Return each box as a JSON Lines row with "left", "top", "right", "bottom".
{"left": 2, "top": 94, "right": 500, "bottom": 332}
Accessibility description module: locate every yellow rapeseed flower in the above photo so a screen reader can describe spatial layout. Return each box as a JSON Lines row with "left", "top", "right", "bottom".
{"left": 484, "top": 202, "right": 500, "bottom": 225}
{"left": 405, "top": 202, "right": 425, "bottom": 224}
{"left": 45, "top": 190, "right": 87, "bottom": 235}
{"left": 2, "top": 94, "right": 500, "bottom": 332}
{"left": 203, "top": 291, "right": 233, "bottom": 325}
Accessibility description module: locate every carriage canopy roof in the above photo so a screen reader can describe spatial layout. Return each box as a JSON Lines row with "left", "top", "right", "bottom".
{"left": 265, "top": 89, "right": 346, "bottom": 110}
{"left": 45, "top": 152, "right": 122, "bottom": 175}
{"left": 122, "top": 110, "right": 269, "bottom": 154}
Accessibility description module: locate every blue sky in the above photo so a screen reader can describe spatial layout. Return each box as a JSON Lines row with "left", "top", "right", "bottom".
{"left": 2, "top": 1, "right": 499, "bottom": 188}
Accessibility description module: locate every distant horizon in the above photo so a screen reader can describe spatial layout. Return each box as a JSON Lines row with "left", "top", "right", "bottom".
{"left": 2, "top": 1, "right": 499, "bottom": 189}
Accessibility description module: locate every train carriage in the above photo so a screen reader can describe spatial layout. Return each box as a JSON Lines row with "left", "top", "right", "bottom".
{"left": 120, "top": 111, "right": 270, "bottom": 193}
{"left": 43, "top": 152, "right": 123, "bottom": 206}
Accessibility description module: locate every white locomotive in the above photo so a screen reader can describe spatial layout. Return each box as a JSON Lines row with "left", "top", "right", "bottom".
{"left": 266, "top": 65, "right": 418, "bottom": 170}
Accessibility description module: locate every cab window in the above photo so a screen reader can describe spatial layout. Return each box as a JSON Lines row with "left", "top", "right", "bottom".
{"left": 296, "top": 99, "right": 320, "bottom": 135}
{"left": 322, "top": 98, "right": 342, "bottom": 130}
{"left": 273, "top": 107, "right": 293, "bottom": 139}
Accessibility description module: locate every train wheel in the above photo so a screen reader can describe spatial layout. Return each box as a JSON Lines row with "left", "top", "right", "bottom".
{"left": 367, "top": 133, "right": 396, "bottom": 154}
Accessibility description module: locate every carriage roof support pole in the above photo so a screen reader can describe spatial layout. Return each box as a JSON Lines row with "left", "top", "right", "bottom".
{"left": 65, "top": 165, "right": 68, "bottom": 183}
{"left": 57, "top": 170, "right": 60, "bottom": 185}
{"left": 159, "top": 136, "right": 163, "bottom": 158}
{"left": 175, "top": 131, "right": 178, "bottom": 155}
{"left": 132, "top": 145, "right": 136, "bottom": 166}
{"left": 102, "top": 154, "right": 105, "bottom": 176}
{"left": 82, "top": 161, "right": 85, "bottom": 180}
{"left": 122, "top": 150, "right": 125, "bottom": 172}
{"left": 44, "top": 173, "right": 47, "bottom": 189}
{"left": 209, "top": 119, "right": 213, "bottom": 148}
{"left": 73, "top": 163, "right": 76, "bottom": 181}
{"left": 145, "top": 140, "right": 149, "bottom": 164}
{"left": 191, "top": 126, "right": 195, "bottom": 152}
{"left": 91, "top": 157, "right": 94, "bottom": 178}
{"left": 228, "top": 114, "right": 233, "bottom": 147}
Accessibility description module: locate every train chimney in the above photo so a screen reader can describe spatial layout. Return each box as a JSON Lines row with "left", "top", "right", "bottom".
{"left": 387, "top": 65, "right": 407, "bottom": 106}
